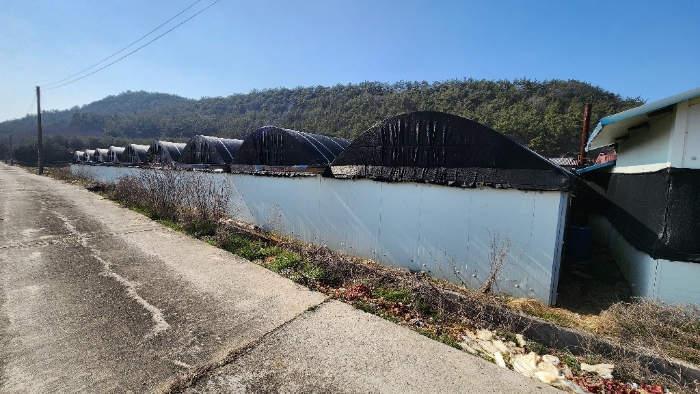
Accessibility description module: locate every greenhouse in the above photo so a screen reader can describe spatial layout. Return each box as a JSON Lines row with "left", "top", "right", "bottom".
{"left": 179, "top": 135, "right": 243, "bottom": 166}
{"left": 82, "top": 149, "right": 95, "bottom": 163}
{"left": 232, "top": 126, "right": 350, "bottom": 172}
{"left": 123, "top": 144, "right": 150, "bottom": 164}
{"left": 73, "top": 151, "right": 85, "bottom": 163}
{"left": 91, "top": 148, "right": 109, "bottom": 163}
{"left": 331, "top": 111, "right": 571, "bottom": 191}
{"left": 107, "top": 146, "right": 125, "bottom": 163}
{"left": 147, "top": 141, "right": 187, "bottom": 164}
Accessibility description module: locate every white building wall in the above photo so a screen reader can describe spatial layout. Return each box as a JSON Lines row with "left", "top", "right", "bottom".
{"left": 589, "top": 215, "right": 700, "bottom": 305}
{"left": 681, "top": 101, "right": 700, "bottom": 169}
{"left": 72, "top": 165, "right": 568, "bottom": 305}
{"left": 613, "top": 113, "right": 674, "bottom": 173}
{"left": 613, "top": 97, "right": 700, "bottom": 172}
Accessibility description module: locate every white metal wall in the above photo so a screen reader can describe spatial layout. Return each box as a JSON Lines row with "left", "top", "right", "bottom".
{"left": 589, "top": 215, "right": 700, "bottom": 305}
{"left": 71, "top": 165, "right": 568, "bottom": 305}
{"left": 614, "top": 114, "right": 674, "bottom": 173}
{"left": 682, "top": 102, "right": 700, "bottom": 169}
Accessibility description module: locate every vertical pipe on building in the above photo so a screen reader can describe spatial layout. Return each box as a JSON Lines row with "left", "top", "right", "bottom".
{"left": 578, "top": 103, "right": 592, "bottom": 166}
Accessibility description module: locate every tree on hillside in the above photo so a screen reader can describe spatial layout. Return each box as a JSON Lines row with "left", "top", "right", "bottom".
{"left": 1, "top": 79, "right": 643, "bottom": 164}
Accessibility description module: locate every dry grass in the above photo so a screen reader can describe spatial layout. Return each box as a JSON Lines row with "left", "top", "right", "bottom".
{"left": 599, "top": 299, "right": 700, "bottom": 365}
{"left": 220, "top": 223, "right": 700, "bottom": 393}
{"left": 507, "top": 298, "right": 603, "bottom": 332}
{"left": 108, "top": 170, "right": 230, "bottom": 237}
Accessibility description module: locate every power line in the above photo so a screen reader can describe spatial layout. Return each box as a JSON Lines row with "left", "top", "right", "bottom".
{"left": 43, "top": 0, "right": 205, "bottom": 88}
{"left": 44, "top": 0, "right": 220, "bottom": 91}
{"left": 27, "top": 95, "right": 37, "bottom": 116}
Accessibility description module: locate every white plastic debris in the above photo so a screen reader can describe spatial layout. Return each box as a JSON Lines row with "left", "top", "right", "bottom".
{"left": 494, "top": 351, "right": 507, "bottom": 368}
{"left": 479, "top": 340, "right": 501, "bottom": 355}
{"left": 512, "top": 352, "right": 539, "bottom": 377}
{"left": 541, "top": 355, "right": 560, "bottom": 366}
{"left": 459, "top": 342, "right": 478, "bottom": 354}
{"left": 534, "top": 370, "right": 561, "bottom": 384}
{"left": 580, "top": 362, "right": 614, "bottom": 379}
{"left": 550, "top": 378, "right": 591, "bottom": 394}
{"left": 476, "top": 329, "right": 494, "bottom": 341}
{"left": 515, "top": 333, "right": 527, "bottom": 347}
{"left": 536, "top": 359, "right": 561, "bottom": 378}
{"left": 492, "top": 339, "right": 512, "bottom": 354}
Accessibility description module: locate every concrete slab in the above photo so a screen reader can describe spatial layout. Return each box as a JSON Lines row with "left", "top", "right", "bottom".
{"left": 184, "top": 300, "right": 558, "bottom": 394}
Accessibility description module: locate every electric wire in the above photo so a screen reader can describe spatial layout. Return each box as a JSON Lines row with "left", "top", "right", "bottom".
{"left": 42, "top": 0, "right": 204, "bottom": 88}
{"left": 26, "top": 95, "right": 37, "bottom": 116}
{"left": 44, "top": 0, "right": 220, "bottom": 91}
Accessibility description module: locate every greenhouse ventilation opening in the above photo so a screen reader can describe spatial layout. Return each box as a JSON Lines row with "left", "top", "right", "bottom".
{"left": 148, "top": 141, "right": 187, "bottom": 164}
{"left": 231, "top": 126, "right": 351, "bottom": 173}
{"left": 179, "top": 135, "right": 243, "bottom": 166}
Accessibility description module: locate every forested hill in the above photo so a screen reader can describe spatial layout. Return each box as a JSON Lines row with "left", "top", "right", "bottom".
{"left": 0, "top": 79, "right": 643, "bottom": 160}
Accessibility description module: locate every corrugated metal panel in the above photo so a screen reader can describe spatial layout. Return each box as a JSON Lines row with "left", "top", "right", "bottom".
{"left": 71, "top": 166, "right": 569, "bottom": 305}
{"left": 344, "top": 179, "right": 383, "bottom": 260}
{"left": 549, "top": 157, "right": 578, "bottom": 166}
{"left": 657, "top": 260, "right": 700, "bottom": 305}
{"left": 377, "top": 182, "right": 422, "bottom": 270}
{"left": 414, "top": 184, "right": 471, "bottom": 285}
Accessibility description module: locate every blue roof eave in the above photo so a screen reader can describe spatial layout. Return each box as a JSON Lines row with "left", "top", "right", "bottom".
{"left": 586, "top": 86, "right": 700, "bottom": 151}
{"left": 575, "top": 159, "right": 616, "bottom": 175}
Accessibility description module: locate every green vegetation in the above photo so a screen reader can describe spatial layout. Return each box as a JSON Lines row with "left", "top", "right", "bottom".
{"left": 415, "top": 328, "right": 462, "bottom": 350}
{"left": 372, "top": 287, "right": 412, "bottom": 303}
{"left": 218, "top": 235, "right": 281, "bottom": 261}
{"left": 1, "top": 79, "right": 643, "bottom": 166}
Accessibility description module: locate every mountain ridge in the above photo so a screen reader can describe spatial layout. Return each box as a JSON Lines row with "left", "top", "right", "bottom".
{"left": 0, "top": 78, "right": 643, "bottom": 164}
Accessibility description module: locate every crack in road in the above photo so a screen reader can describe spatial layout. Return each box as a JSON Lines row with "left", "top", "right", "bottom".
{"left": 0, "top": 228, "right": 160, "bottom": 250}
{"left": 159, "top": 297, "right": 333, "bottom": 393}
{"left": 54, "top": 212, "right": 171, "bottom": 338}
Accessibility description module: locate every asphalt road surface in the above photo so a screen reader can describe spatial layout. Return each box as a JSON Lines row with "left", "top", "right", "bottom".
{"left": 0, "top": 163, "right": 557, "bottom": 393}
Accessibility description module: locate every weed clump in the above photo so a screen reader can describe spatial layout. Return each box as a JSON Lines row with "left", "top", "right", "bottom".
{"left": 599, "top": 298, "right": 700, "bottom": 365}
{"left": 107, "top": 171, "right": 229, "bottom": 237}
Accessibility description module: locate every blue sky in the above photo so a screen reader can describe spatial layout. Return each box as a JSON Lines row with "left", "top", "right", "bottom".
{"left": 1, "top": 0, "right": 699, "bottom": 122}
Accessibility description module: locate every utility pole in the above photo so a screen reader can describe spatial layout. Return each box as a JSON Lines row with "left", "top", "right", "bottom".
{"left": 8, "top": 130, "right": 12, "bottom": 166}
{"left": 36, "top": 86, "right": 43, "bottom": 174}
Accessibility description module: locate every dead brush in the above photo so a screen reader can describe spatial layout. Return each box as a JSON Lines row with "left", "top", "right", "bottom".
{"left": 111, "top": 174, "right": 149, "bottom": 210}
{"left": 231, "top": 226, "right": 525, "bottom": 332}
{"left": 598, "top": 298, "right": 700, "bottom": 366}
{"left": 45, "top": 166, "right": 74, "bottom": 181}
{"left": 136, "top": 169, "right": 187, "bottom": 221}
{"left": 110, "top": 170, "right": 229, "bottom": 236}
{"left": 177, "top": 172, "right": 230, "bottom": 236}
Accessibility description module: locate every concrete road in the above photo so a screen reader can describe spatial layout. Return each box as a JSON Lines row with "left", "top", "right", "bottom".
{"left": 0, "top": 163, "right": 557, "bottom": 393}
